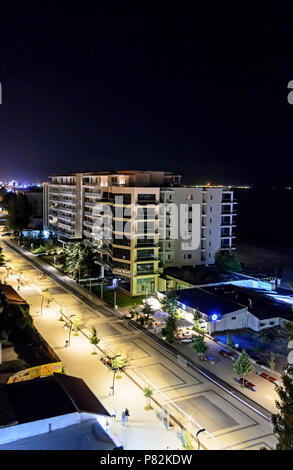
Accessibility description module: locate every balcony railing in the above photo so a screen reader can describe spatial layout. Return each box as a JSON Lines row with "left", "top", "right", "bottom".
{"left": 136, "top": 199, "right": 158, "bottom": 205}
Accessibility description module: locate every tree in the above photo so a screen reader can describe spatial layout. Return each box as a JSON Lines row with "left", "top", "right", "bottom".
{"left": 143, "top": 385, "right": 153, "bottom": 410}
{"left": 6, "top": 193, "right": 32, "bottom": 231}
{"left": 269, "top": 352, "right": 276, "bottom": 371}
{"left": 160, "top": 290, "right": 179, "bottom": 317}
{"left": 193, "top": 309, "right": 203, "bottom": 330}
{"left": 227, "top": 332, "right": 234, "bottom": 348}
{"left": 89, "top": 327, "right": 100, "bottom": 354}
{"left": 285, "top": 321, "right": 293, "bottom": 342}
{"left": 111, "top": 353, "right": 127, "bottom": 371}
{"left": 192, "top": 335, "right": 208, "bottom": 357}
{"left": 165, "top": 315, "right": 177, "bottom": 342}
{"left": 73, "top": 314, "right": 81, "bottom": 336}
{"left": 110, "top": 354, "right": 127, "bottom": 396}
{"left": 215, "top": 251, "right": 242, "bottom": 272}
{"left": 129, "top": 305, "right": 139, "bottom": 320}
{"left": 271, "top": 365, "right": 293, "bottom": 450}
{"left": 63, "top": 242, "right": 97, "bottom": 279}
{"left": 233, "top": 350, "right": 254, "bottom": 386}
{"left": 0, "top": 246, "right": 5, "bottom": 267}
{"left": 141, "top": 300, "right": 154, "bottom": 323}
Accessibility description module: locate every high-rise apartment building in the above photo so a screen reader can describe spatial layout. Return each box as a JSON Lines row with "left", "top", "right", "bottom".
{"left": 43, "top": 171, "right": 236, "bottom": 296}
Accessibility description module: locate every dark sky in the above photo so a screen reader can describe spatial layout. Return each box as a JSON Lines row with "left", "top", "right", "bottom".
{"left": 1, "top": 1, "right": 293, "bottom": 184}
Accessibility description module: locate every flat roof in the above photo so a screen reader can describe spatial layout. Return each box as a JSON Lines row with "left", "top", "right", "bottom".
{"left": 164, "top": 266, "right": 244, "bottom": 286}
{"left": 203, "top": 284, "right": 293, "bottom": 321}
{"left": 175, "top": 287, "right": 244, "bottom": 316}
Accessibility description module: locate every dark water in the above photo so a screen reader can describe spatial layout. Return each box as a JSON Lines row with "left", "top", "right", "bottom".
{"left": 234, "top": 188, "right": 293, "bottom": 248}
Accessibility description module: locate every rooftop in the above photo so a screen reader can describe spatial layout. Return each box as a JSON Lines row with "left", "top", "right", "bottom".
{"left": 164, "top": 266, "right": 245, "bottom": 286}
{"left": 0, "top": 373, "right": 110, "bottom": 426}
{"left": 0, "top": 284, "right": 27, "bottom": 304}
{"left": 175, "top": 287, "right": 244, "bottom": 317}
{"left": 0, "top": 419, "right": 115, "bottom": 450}
{"left": 203, "top": 284, "right": 293, "bottom": 322}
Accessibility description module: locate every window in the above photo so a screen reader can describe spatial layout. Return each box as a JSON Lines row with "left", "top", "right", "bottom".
{"left": 231, "top": 316, "right": 236, "bottom": 320}
{"left": 187, "top": 254, "right": 192, "bottom": 259}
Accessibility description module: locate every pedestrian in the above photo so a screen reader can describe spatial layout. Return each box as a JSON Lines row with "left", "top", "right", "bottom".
{"left": 124, "top": 408, "right": 130, "bottom": 425}
{"left": 111, "top": 408, "right": 116, "bottom": 420}
{"left": 121, "top": 411, "right": 125, "bottom": 426}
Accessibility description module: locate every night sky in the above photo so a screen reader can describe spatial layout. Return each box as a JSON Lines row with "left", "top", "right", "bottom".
{"left": 1, "top": 2, "right": 293, "bottom": 185}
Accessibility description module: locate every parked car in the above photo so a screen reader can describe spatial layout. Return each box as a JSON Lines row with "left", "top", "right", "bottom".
{"left": 178, "top": 337, "right": 193, "bottom": 344}
{"left": 236, "top": 377, "right": 257, "bottom": 391}
{"left": 219, "top": 349, "right": 237, "bottom": 361}
{"left": 199, "top": 353, "right": 215, "bottom": 365}
{"left": 257, "top": 371, "right": 280, "bottom": 387}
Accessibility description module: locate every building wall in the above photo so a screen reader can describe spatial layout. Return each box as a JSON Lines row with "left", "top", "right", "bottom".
{"left": 47, "top": 174, "right": 83, "bottom": 243}
{"left": 159, "top": 187, "right": 237, "bottom": 269}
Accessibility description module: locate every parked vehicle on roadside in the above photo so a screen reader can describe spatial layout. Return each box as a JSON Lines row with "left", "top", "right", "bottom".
{"left": 257, "top": 371, "right": 280, "bottom": 387}
{"left": 178, "top": 338, "right": 192, "bottom": 344}
{"left": 236, "top": 377, "right": 257, "bottom": 391}
{"left": 219, "top": 349, "right": 237, "bottom": 361}
{"left": 198, "top": 353, "right": 215, "bottom": 365}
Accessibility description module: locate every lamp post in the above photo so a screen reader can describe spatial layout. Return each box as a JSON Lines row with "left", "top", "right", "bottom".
{"left": 64, "top": 314, "right": 74, "bottom": 347}
{"left": 110, "top": 354, "right": 121, "bottom": 397}
{"left": 196, "top": 428, "right": 205, "bottom": 450}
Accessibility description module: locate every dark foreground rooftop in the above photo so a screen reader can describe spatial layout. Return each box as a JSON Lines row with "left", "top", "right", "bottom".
{"left": 0, "top": 373, "right": 110, "bottom": 426}
{"left": 0, "top": 419, "right": 115, "bottom": 450}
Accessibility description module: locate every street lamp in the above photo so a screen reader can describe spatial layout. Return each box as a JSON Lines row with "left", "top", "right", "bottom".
{"left": 196, "top": 428, "right": 205, "bottom": 450}
{"left": 110, "top": 354, "right": 121, "bottom": 397}
{"left": 64, "top": 314, "right": 75, "bottom": 347}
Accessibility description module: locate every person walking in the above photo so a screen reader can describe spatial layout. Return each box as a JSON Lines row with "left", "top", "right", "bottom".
{"left": 124, "top": 408, "right": 130, "bottom": 425}
{"left": 111, "top": 408, "right": 116, "bottom": 421}
{"left": 121, "top": 411, "right": 125, "bottom": 426}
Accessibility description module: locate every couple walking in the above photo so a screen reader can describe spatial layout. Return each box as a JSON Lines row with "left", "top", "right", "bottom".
{"left": 121, "top": 408, "right": 130, "bottom": 426}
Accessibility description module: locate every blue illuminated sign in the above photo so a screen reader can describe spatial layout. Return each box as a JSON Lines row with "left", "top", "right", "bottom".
{"left": 211, "top": 313, "right": 219, "bottom": 321}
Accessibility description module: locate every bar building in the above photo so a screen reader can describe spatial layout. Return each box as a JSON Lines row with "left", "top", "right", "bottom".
{"left": 43, "top": 171, "right": 236, "bottom": 296}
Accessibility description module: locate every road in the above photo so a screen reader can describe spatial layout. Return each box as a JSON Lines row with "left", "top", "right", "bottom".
{"left": 0, "top": 239, "right": 277, "bottom": 450}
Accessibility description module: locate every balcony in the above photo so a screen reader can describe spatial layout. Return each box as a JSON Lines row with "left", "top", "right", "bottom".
{"left": 136, "top": 256, "right": 159, "bottom": 262}
{"left": 136, "top": 270, "right": 155, "bottom": 276}
{"left": 136, "top": 199, "right": 158, "bottom": 205}
{"left": 84, "top": 191, "right": 101, "bottom": 198}
{"left": 135, "top": 241, "right": 158, "bottom": 248}
{"left": 58, "top": 198, "right": 76, "bottom": 205}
